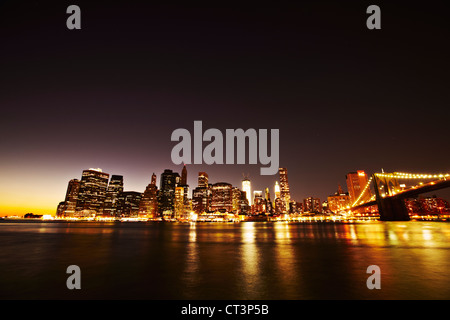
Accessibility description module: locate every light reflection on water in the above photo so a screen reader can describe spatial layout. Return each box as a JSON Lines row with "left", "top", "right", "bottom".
{"left": 0, "top": 221, "right": 449, "bottom": 299}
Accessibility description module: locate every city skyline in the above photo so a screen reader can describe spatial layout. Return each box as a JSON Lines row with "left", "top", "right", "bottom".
{"left": 1, "top": 1, "right": 449, "bottom": 215}
{"left": 50, "top": 165, "right": 449, "bottom": 221}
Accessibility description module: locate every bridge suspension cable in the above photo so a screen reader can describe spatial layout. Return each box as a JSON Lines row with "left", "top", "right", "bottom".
{"left": 351, "top": 176, "right": 373, "bottom": 207}
{"left": 376, "top": 172, "right": 450, "bottom": 179}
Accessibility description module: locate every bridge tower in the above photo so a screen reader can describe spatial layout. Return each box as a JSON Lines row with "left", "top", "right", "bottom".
{"left": 372, "top": 174, "right": 410, "bottom": 221}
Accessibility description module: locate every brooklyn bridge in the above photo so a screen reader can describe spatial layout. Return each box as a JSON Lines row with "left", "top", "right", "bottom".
{"left": 350, "top": 172, "right": 450, "bottom": 221}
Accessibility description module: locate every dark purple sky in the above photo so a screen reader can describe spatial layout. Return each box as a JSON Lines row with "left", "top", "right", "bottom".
{"left": 0, "top": 1, "right": 449, "bottom": 214}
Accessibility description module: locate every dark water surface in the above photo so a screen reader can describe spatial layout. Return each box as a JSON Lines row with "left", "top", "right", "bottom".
{"left": 1, "top": 221, "right": 450, "bottom": 300}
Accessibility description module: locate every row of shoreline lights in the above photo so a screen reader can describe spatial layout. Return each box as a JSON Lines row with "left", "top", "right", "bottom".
{"left": 351, "top": 172, "right": 450, "bottom": 207}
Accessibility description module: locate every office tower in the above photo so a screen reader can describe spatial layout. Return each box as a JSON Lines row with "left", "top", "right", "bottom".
{"left": 198, "top": 172, "right": 209, "bottom": 188}
{"left": 273, "top": 181, "right": 284, "bottom": 212}
{"left": 274, "top": 181, "right": 281, "bottom": 199}
{"left": 274, "top": 197, "right": 284, "bottom": 214}
{"left": 158, "top": 169, "right": 180, "bottom": 216}
{"left": 242, "top": 178, "right": 252, "bottom": 206}
{"left": 116, "top": 191, "right": 142, "bottom": 217}
{"left": 139, "top": 173, "right": 158, "bottom": 218}
{"left": 103, "top": 175, "right": 124, "bottom": 217}
{"left": 327, "top": 185, "right": 351, "bottom": 213}
{"left": 178, "top": 165, "right": 190, "bottom": 210}
{"left": 279, "top": 168, "right": 291, "bottom": 212}
{"left": 232, "top": 187, "right": 242, "bottom": 213}
{"left": 346, "top": 170, "right": 371, "bottom": 204}
{"left": 59, "top": 178, "right": 80, "bottom": 217}
{"left": 239, "top": 191, "right": 250, "bottom": 214}
{"left": 75, "top": 168, "right": 110, "bottom": 217}
{"left": 211, "top": 182, "right": 233, "bottom": 212}
{"left": 192, "top": 186, "right": 211, "bottom": 213}
{"left": 181, "top": 165, "right": 188, "bottom": 186}
{"left": 264, "top": 187, "right": 273, "bottom": 214}
{"left": 192, "top": 171, "right": 211, "bottom": 214}
{"left": 289, "top": 201, "right": 298, "bottom": 214}
{"left": 303, "top": 197, "right": 322, "bottom": 213}
{"left": 56, "top": 201, "right": 65, "bottom": 217}
{"left": 296, "top": 201, "right": 304, "bottom": 214}
{"left": 174, "top": 187, "right": 185, "bottom": 219}
{"left": 252, "top": 190, "right": 265, "bottom": 214}
{"left": 264, "top": 187, "right": 271, "bottom": 202}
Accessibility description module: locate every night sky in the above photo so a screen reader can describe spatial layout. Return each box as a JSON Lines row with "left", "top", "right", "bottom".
{"left": 1, "top": 1, "right": 449, "bottom": 215}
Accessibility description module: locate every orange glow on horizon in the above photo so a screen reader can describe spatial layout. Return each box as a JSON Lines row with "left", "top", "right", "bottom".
{"left": 0, "top": 205, "right": 55, "bottom": 217}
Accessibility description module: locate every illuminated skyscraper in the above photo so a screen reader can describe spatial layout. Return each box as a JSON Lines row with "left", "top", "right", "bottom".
{"left": 116, "top": 191, "right": 142, "bottom": 217}
{"left": 56, "top": 202, "right": 65, "bottom": 217}
{"left": 239, "top": 191, "right": 250, "bottom": 214}
{"left": 181, "top": 165, "right": 187, "bottom": 186}
{"left": 174, "top": 187, "right": 185, "bottom": 219}
{"left": 179, "top": 165, "right": 190, "bottom": 211}
{"left": 192, "top": 171, "right": 211, "bottom": 213}
{"left": 303, "top": 197, "right": 322, "bottom": 213}
{"left": 211, "top": 182, "right": 233, "bottom": 212}
{"left": 273, "top": 181, "right": 283, "bottom": 212}
{"left": 274, "top": 181, "right": 281, "bottom": 199}
{"left": 232, "top": 187, "right": 241, "bottom": 213}
{"left": 76, "top": 168, "right": 110, "bottom": 217}
{"left": 60, "top": 178, "right": 80, "bottom": 217}
{"left": 157, "top": 169, "right": 180, "bottom": 217}
{"left": 265, "top": 187, "right": 273, "bottom": 213}
{"left": 198, "top": 172, "right": 208, "bottom": 188}
{"left": 346, "top": 170, "right": 371, "bottom": 204}
{"left": 242, "top": 178, "right": 252, "bottom": 206}
{"left": 252, "top": 190, "right": 265, "bottom": 214}
{"left": 192, "top": 186, "right": 210, "bottom": 213}
{"left": 274, "top": 197, "right": 284, "bottom": 214}
{"left": 327, "top": 185, "right": 351, "bottom": 213}
{"left": 279, "top": 168, "right": 291, "bottom": 212}
{"left": 104, "top": 175, "right": 124, "bottom": 217}
{"left": 139, "top": 173, "right": 158, "bottom": 218}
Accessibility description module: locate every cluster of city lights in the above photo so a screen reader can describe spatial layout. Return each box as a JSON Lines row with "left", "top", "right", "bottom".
{"left": 376, "top": 172, "right": 450, "bottom": 179}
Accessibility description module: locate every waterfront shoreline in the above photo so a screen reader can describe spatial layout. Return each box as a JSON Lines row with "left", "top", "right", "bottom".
{"left": 1, "top": 217, "right": 449, "bottom": 224}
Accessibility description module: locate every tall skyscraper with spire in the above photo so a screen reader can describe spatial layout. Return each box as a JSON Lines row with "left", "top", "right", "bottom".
{"left": 179, "top": 165, "right": 190, "bottom": 216}
{"left": 181, "top": 165, "right": 187, "bottom": 186}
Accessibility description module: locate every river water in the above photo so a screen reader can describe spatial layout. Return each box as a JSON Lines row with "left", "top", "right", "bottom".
{"left": 0, "top": 221, "right": 449, "bottom": 300}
